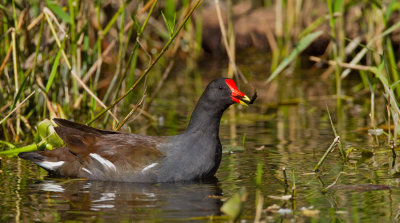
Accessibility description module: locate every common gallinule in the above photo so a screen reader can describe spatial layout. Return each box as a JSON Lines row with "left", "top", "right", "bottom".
{"left": 19, "top": 78, "right": 254, "bottom": 182}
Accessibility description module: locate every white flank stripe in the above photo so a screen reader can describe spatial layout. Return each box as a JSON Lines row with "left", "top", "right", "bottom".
{"left": 38, "top": 161, "right": 65, "bottom": 171}
{"left": 141, "top": 163, "right": 158, "bottom": 173}
{"left": 90, "top": 153, "right": 116, "bottom": 171}
{"left": 82, "top": 167, "right": 92, "bottom": 175}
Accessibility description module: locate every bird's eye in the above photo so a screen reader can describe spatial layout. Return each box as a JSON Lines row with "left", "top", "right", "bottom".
{"left": 218, "top": 86, "right": 223, "bottom": 90}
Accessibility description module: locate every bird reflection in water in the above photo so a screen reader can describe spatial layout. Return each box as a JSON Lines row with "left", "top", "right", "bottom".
{"left": 27, "top": 177, "right": 223, "bottom": 221}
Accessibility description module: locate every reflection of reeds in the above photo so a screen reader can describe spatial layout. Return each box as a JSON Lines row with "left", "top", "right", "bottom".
{"left": 2, "top": 3, "right": 400, "bottom": 222}
{"left": 267, "top": 1, "right": 400, "bottom": 146}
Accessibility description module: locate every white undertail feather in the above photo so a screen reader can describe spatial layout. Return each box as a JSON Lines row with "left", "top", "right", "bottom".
{"left": 89, "top": 153, "right": 117, "bottom": 171}
{"left": 38, "top": 161, "right": 65, "bottom": 171}
{"left": 82, "top": 167, "right": 92, "bottom": 175}
{"left": 141, "top": 163, "right": 158, "bottom": 173}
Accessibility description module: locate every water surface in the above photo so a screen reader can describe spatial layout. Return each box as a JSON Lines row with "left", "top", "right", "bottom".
{"left": 1, "top": 73, "right": 398, "bottom": 222}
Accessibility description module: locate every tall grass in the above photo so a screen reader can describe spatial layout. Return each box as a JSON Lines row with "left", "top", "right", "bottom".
{"left": 0, "top": 1, "right": 202, "bottom": 145}
{"left": 266, "top": 0, "right": 400, "bottom": 145}
{"left": 2, "top": 1, "right": 400, "bottom": 222}
{"left": 1, "top": 1, "right": 400, "bottom": 152}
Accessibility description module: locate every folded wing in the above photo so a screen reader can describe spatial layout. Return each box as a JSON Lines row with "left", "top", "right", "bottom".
{"left": 19, "top": 119, "right": 165, "bottom": 181}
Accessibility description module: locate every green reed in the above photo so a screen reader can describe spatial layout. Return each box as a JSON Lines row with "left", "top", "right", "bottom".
{"left": 0, "top": 0, "right": 202, "bottom": 145}
{"left": 1, "top": 0, "right": 400, "bottom": 150}
{"left": 326, "top": 0, "right": 344, "bottom": 108}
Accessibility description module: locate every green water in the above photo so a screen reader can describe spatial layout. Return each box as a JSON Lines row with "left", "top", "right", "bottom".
{"left": 0, "top": 63, "right": 398, "bottom": 222}
{"left": 1, "top": 101, "right": 398, "bottom": 222}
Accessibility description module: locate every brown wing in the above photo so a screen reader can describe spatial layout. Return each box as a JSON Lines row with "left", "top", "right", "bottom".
{"left": 53, "top": 119, "right": 165, "bottom": 163}
{"left": 20, "top": 119, "right": 166, "bottom": 181}
{"left": 53, "top": 118, "right": 120, "bottom": 135}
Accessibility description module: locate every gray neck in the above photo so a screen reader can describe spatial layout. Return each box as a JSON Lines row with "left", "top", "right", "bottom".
{"left": 184, "top": 99, "right": 229, "bottom": 138}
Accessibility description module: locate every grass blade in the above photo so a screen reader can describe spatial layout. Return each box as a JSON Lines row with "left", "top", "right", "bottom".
{"left": 266, "top": 31, "right": 323, "bottom": 83}
{"left": 87, "top": 0, "right": 202, "bottom": 125}
{"left": 313, "top": 136, "right": 340, "bottom": 172}
{"left": 1, "top": 91, "right": 35, "bottom": 125}
{"left": 46, "top": 38, "right": 65, "bottom": 93}
{"left": 46, "top": 0, "right": 71, "bottom": 23}
{"left": 10, "top": 73, "right": 29, "bottom": 111}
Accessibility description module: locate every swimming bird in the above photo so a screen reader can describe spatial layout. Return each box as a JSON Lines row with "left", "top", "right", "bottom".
{"left": 19, "top": 78, "right": 255, "bottom": 182}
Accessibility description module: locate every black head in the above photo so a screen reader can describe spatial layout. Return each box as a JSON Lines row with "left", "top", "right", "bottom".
{"left": 201, "top": 78, "right": 251, "bottom": 108}
{"left": 185, "top": 78, "right": 252, "bottom": 133}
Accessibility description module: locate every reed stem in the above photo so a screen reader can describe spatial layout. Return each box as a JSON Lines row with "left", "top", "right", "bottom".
{"left": 87, "top": 0, "right": 202, "bottom": 125}
{"left": 313, "top": 136, "right": 340, "bottom": 172}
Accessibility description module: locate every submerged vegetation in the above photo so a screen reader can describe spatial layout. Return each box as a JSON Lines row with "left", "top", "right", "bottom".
{"left": 1, "top": 0, "right": 400, "bottom": 221}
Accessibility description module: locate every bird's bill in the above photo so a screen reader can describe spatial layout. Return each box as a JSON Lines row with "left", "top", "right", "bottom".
{"left": 234, "top": 94, "right": 251, "bottom": 106}
{"left": 225, "top": 79, "right": 251, "bottom": 106}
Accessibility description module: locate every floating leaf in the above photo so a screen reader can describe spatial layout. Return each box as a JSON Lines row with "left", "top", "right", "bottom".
{"left": 221, "top": 188, "right": 247, "bottom": 222}
{"left": 265, "top": 204, "right": 280, "bottom": 213}
{"left": 277, "top": 208, "right": 293, "bottom": 215}
{"left": 268, "top": 195, "right": 292, "bottom": 200}
{"left": 368, "top": 128, "right": 384, "bottom": 136}
{"left": 301, "top": 207, "right": 320, "bottom": 217}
